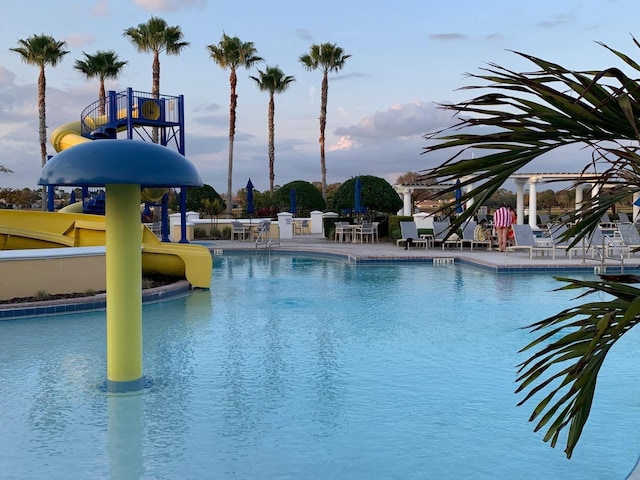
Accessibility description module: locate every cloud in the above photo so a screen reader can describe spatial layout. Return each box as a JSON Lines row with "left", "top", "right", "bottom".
{"left": 429, "top": 33, "right": 468, "bottom": 41}
{"left": 133, "top": 0, "right": 206, "bottom": 12}
{"left": 91, "top": 0, "right": 110, "bottom": 16}
{"left": 65, "top": 34, "right": 96, "bottom": 49}
{"left": 335, "top": 101, "right": 454, "bottom": 140}
{"left": 537, "top": 14, "right": 571, "bottom": 28}
{"left": 295, "top": 29, "right": 313, "bottom": 42}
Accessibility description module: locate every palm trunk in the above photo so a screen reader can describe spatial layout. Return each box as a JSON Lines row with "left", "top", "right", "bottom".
{"left": 227, "top": 68, "right": 238, "bottom": 217}
{"left": 319, "top": 71, "right": 329, "bottom": 203}
{"left": 38, "top": 66, "right": 47, "bottom": 210}
{"left": 152, "top": 52, "right": 160, "bottom": 144}
{"left": 268, "top": 92, "right": 275, "bottom": 195}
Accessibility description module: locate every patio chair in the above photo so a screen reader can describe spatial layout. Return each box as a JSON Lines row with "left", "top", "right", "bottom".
{"left": 397, "top": 221, "right": 429, "bottom": 249}
{"left": 459, "top": 220, "right": 492, "bottom": 251}
{"left": 232, "top": 221, "right": 248, "bottom": 241}
{"left": 294, "top": 219, "right": 310, "bottom": 235}
{"left": 334, "top": 222, "right": 352, "bottom": 243}
{"left": 355, "top": 222, "right": 375, "bottom": 243}
{"left": 506, "top": 224, "right": 556, "bottom": 259}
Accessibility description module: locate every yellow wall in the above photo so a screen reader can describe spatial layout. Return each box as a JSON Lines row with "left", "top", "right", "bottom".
{"left": 0, "top": 249, "right": 106, "bottom": 300}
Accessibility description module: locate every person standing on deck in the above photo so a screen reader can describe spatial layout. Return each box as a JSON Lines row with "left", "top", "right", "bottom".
{"left": 493, "top": 204, "right": 513, "bottom": 252}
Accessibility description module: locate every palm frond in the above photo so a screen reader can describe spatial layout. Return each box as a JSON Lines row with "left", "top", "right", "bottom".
{"left": 515, "top": 278, "right": 640, "bottom": 458}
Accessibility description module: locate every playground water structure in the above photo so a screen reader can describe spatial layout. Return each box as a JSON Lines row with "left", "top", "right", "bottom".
{"left": 2, "top": 254, "right": 640, "bottom": 479}
{"left": 0, "top": 88, "right": 212, "bottom": 296}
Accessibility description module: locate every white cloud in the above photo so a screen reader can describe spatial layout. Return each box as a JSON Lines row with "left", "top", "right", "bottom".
{"left": 133, "top": 0, "right": 206, "bottom": 12}
{"left": 335, "top": 101, "right": 454, "bottom": 140}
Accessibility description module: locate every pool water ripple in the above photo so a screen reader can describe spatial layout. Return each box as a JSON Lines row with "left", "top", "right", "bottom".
{"left": 1, "top": 255, "right": 640, "bottom": 479}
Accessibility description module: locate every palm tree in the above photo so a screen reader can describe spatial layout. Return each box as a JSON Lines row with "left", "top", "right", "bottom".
{"left": 123, "top": 16, "right": 189, "bottom": 142}
{"left": 420, "top": 36, "right": 640, "bottom": 458}
{"left": 10, "top": 34, "right": 69, "bottom": 210}
{"left": 249, "top": 66, "right": 295, "bottom": 195}
{"left": 299, "top": 43, "right": 351, "bottom": 203}
{"left": 207, "top": 34, "right": 263, "bottom": 216}
{"left": 74, "top": 50, "right": 128, "bottom": 115}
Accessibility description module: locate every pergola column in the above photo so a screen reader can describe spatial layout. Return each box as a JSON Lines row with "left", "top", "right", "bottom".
{"left": 402, "top": 188, "right": 414, "bottom": 216}
{"left": 528, "top": 178, "right": 538, "bottom": 228}
{"left": 513, "top": 178, "right": 526, "bottom": 225}
{"left": 574, "top": 183, "right": 588, "bottom": 213}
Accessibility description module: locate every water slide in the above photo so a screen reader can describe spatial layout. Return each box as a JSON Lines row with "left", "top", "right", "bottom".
{"left": 0, "top": 123, "right": 212, "bottom": 289}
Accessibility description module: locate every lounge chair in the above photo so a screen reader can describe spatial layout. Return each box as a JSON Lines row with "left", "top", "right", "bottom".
{"left": 617, "top": 212, "right": 632, "bottom": 224}
{"left": 506, "top": 224, "right": 555, "bottom": 259}
{"left": 432, "top": 221, "right": 460, "bottom": 250}
{"left": 617, "top": 223, "right": 640, "bottom": 257}
{"left": 459, "top": 220, "right": 492, "bottom": 251}
{"left": 548, "top": 223, "right": 582, "bottom": 259}
{"left": 398, "top": 221, "right": 429, "bottom": 249}
{"left": 538, "top": 214, "right": 550, "bottom": 227}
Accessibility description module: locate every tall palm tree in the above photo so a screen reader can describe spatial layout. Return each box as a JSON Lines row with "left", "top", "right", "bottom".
{"left": 249, "top": 66, "right": 296, "bottom": 195}
{"left": 123, "top": 16, "right": 189, "bottom": 142}
{"left": 10, "top": 34, "right": 69, "bottom": 210}
{"left": 421, "top": 36, "right": 640, "bottom": 458}
{"left": 207, "top": 34, "right": 263, "bottom": 216}
{"left": 74, "top": 50, "right": 128, "bottom": 115}
{"left": 299, "top": 43, "right": 351, "bottom": 203}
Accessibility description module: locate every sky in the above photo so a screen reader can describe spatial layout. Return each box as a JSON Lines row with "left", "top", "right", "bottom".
{"left": 1, "top": 0, "right": 639, "bottom": 195}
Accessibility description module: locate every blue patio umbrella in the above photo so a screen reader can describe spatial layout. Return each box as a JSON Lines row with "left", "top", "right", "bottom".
{"left": 246, "top": 178, "right": 254, "bottom": 216}
{"left": 290, "top": 188, "right": 297, "bottom": 215}
{"left": 454, "top": 179, "right": 463, "bottom": 214}
{"left": 354, "top": 177, "right": 366, "bottom": 214}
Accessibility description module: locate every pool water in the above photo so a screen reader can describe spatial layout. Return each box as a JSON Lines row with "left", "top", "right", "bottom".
{"left": 2, "top": 254, "right": 640, "bottom": 479}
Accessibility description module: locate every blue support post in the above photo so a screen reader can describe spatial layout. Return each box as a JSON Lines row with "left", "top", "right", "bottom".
{"left": 179, "top": 187, "right": 188, "bottom": 243}
{"left": 161, "top": 193, "right": 170, "bottom": 242}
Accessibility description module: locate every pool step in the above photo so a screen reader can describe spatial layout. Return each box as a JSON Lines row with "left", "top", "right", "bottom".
{"left": 433, "top": 258, "right": 454, "bottom": 266}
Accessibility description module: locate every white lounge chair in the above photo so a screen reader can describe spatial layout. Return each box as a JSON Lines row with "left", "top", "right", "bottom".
{"left": 506, "top": 224, "right": 555, "bottom": 259}
{"left": 617, "top": 223, "right": 640, "bottom": 257}
{"left": 398, "top": 221, "right": 429, "bottom": 249}
{"left": 548, "top": 223, "right": 582, "bottom": 259}
{"left": 433, "top": 221, "right": 460, "bottom": 250}
{"left": 459, "top": 220, "right": 492, "bottom": 251}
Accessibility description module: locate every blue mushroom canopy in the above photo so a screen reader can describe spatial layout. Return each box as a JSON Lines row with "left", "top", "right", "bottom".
{"left": 39, "top": 140, "right": 203, "bottom": 188}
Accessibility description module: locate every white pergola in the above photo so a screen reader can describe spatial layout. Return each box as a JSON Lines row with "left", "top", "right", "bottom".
{"left": 394, "top": 173, "right": 640, "bottom": 225}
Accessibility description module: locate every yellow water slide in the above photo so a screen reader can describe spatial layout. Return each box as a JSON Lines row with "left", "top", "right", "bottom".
{"left": 0, "top": 124, "right": 212, "bottom": 289}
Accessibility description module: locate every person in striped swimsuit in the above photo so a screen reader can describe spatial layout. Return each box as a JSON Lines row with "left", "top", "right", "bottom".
{"left": 493, "top": 204, "right": 513, "bottom": 252}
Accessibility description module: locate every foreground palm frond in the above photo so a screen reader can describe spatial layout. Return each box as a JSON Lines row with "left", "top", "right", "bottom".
{"left": 420, "top": 36, "right": 640, "bottom": 458}
{"left": 420, "top": 37, "right": 640, "bottom": 239}
{"left": 516, "top": 278, "right": 640, "bottom": 458}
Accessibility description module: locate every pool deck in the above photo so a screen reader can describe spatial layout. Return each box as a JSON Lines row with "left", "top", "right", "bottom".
{"left": 197, "top": 233, "right": 640, "bottom": 273}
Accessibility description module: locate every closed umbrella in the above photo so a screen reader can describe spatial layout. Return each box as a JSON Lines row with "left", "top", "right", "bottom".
{"left": 289, "top": 188, "right": 297, "bottom": 215}
{"left": 455, "top": 179, "right": 463, "bottom": 214}
{"left": 246, "top": 179, "right": 254, "bottom": 216}
{"left": 70, "top": 189, "right": 76, "bottom": 204}
{"left": 354, "top": 177, "right": 366, "bottom": 214}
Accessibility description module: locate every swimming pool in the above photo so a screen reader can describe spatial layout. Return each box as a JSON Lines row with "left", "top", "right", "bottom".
{"left": 1, "top": 254, "right": 639, "bottom": 479}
